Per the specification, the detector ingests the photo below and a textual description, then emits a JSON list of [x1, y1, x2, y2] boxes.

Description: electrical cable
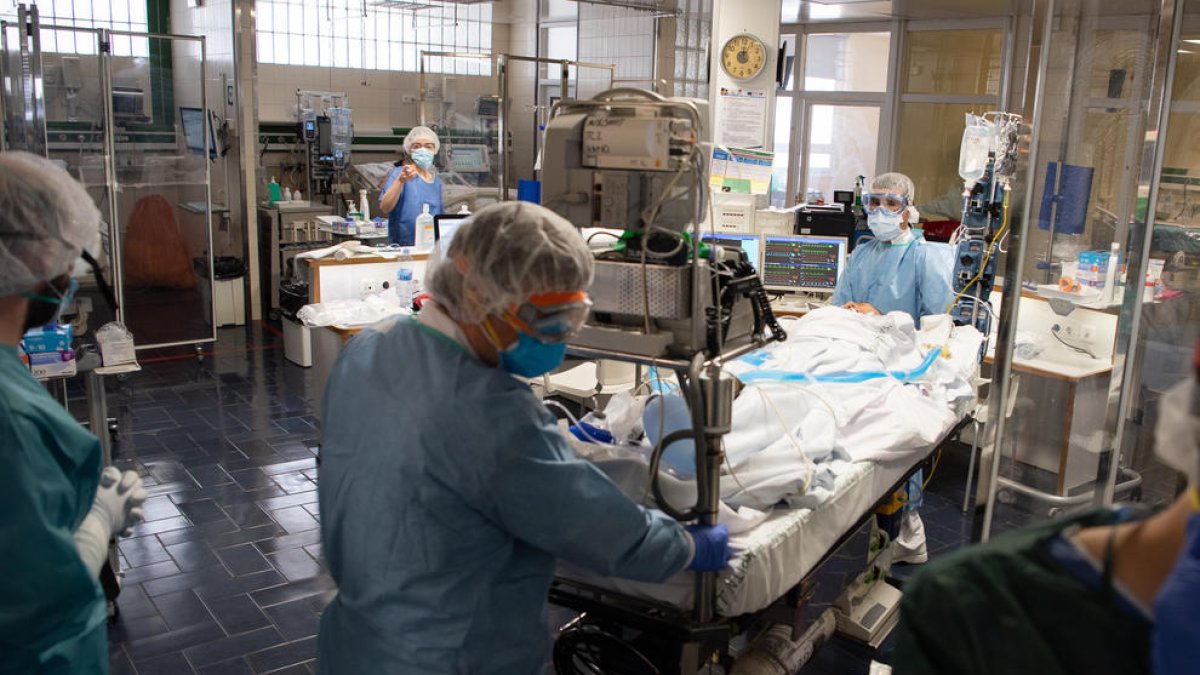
[[1051, 325, 1098, 359]]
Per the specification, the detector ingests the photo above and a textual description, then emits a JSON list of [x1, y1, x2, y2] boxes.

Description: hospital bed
[[549, 310, 981, 673]]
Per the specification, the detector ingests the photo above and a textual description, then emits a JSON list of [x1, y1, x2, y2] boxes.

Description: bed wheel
[[553, 622, 660, 675]]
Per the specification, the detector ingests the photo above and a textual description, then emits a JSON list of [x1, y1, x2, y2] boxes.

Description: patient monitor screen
[[702, 233, 762, 272], [762, 235, 847, 293]]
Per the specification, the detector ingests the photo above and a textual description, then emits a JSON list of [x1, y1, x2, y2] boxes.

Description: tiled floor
[[93, 323, 1177, 674], [99, 325, 329, 675]]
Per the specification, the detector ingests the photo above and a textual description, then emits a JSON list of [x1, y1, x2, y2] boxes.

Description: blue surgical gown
[[381, 165, 444, 246], [0, 345, 106, 674], [830, 237, 955, 327], [316, 318, 692, 675]]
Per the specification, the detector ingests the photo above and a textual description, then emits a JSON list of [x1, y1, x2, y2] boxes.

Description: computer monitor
[[701, 233, 762, 271], [434, 213, 470, 250], [180, 106, 217, 159], [761, 234, 848, 293]]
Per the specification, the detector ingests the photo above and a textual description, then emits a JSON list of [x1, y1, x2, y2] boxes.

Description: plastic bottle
[[359, 189, 371, 221], [415, 203, 435, 251], [1144, 274, 1156, 303], [268, 177, 281, 205], [1103, 243, 1120, 304], [282, 187, 292, 202], [396, 260, 415, 308], [458, 204, 471, 215]]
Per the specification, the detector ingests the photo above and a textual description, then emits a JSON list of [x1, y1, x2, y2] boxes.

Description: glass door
[[105, 29, 215, 349]]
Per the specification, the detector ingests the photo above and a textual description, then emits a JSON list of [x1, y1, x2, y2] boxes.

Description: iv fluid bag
[[958, 113, 993, 186]]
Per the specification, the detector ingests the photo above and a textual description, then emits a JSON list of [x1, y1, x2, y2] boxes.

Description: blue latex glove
[[1154, 510, 1200, 675], [686, 523, 731, 572]]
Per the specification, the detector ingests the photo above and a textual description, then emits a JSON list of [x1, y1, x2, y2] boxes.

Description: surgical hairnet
[[403, 126, 440, 154], [426, 201, 593, 323], [0, 151, 102, 296], [871, 172, 920, 222]]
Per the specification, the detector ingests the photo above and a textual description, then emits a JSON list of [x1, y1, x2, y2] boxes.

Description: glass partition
[[979, 0, 1188, 537], [106, 30, 214, 349]]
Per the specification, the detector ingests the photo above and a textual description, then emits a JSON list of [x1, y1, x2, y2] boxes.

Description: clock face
[[721, 33, 767, 81]]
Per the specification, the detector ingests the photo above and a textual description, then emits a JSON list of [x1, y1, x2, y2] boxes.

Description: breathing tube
[[737, 346, 943, 385]]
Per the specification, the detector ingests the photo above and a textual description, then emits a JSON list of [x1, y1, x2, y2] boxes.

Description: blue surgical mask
[[411, 149, 435, 169], [499, 331, 567, 377], [867, 210, 903, 242]]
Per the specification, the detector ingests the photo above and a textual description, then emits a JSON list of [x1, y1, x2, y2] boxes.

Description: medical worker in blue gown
[[379, 125, 444, 246], [317, 201, 731, 675], [0, 151, 147, 673], [830, 172, 954, 566], [831, 172, 954, 327]]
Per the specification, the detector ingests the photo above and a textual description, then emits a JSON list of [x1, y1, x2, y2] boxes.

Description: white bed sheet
[[556, 452, 930, 618]]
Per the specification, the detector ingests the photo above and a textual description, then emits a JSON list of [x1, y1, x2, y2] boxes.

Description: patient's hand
[[842, 302, 881, 316]]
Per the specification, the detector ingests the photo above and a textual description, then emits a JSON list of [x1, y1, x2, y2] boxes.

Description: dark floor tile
[[245, 636, 318, 673], [119, 535, 173, 568], [184, 625, 283, 668], [125, 620, 225, 662], [130, 515, 193, 536], [229, 467, 278, 491], [108, 647, 138, 675], [195, 569, 288, 603], [250, 574, 335, 609], [122, 559, 183, 586], [273, 417, 316, 434], [108, 612, 171, 642], [261, 458, 317, 476], [258, 491, 319, 512], [140, 495, 185, 523], [204, 592, 272, 635], [133, 650, 194, 675], [269, 506, 319, 534], [114, 583, 159, 621], [265, 665, 311, 675], [217, 543, 273, 576], [254, 529, 322, 555], [268, 548, 323, 583], [165, 539, 223, 573], [196, 657, 257, 674], [223, 503, 277, 529], [203, 523, 288, 550], [262, 597, 321, 642], [178, 498, 233, 525], [153, 589, 216, 631], [270, 470, 317, 495], [142, 566, 232, 598], [189, 463, 235, 487]]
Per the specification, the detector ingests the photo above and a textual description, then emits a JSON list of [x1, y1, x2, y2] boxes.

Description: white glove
[[73, 467, 147, 577]]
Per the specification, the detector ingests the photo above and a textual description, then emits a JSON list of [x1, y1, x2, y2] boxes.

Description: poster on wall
[[716, 88, 767, 149], [711, 147, 774, 195]]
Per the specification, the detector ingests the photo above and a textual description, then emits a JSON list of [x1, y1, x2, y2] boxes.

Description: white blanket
[[570, 307, 982, 513]]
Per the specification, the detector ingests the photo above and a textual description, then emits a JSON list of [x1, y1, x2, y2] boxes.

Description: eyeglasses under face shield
[[504, 291, 593, 344], [863, 192, 909, 216]]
